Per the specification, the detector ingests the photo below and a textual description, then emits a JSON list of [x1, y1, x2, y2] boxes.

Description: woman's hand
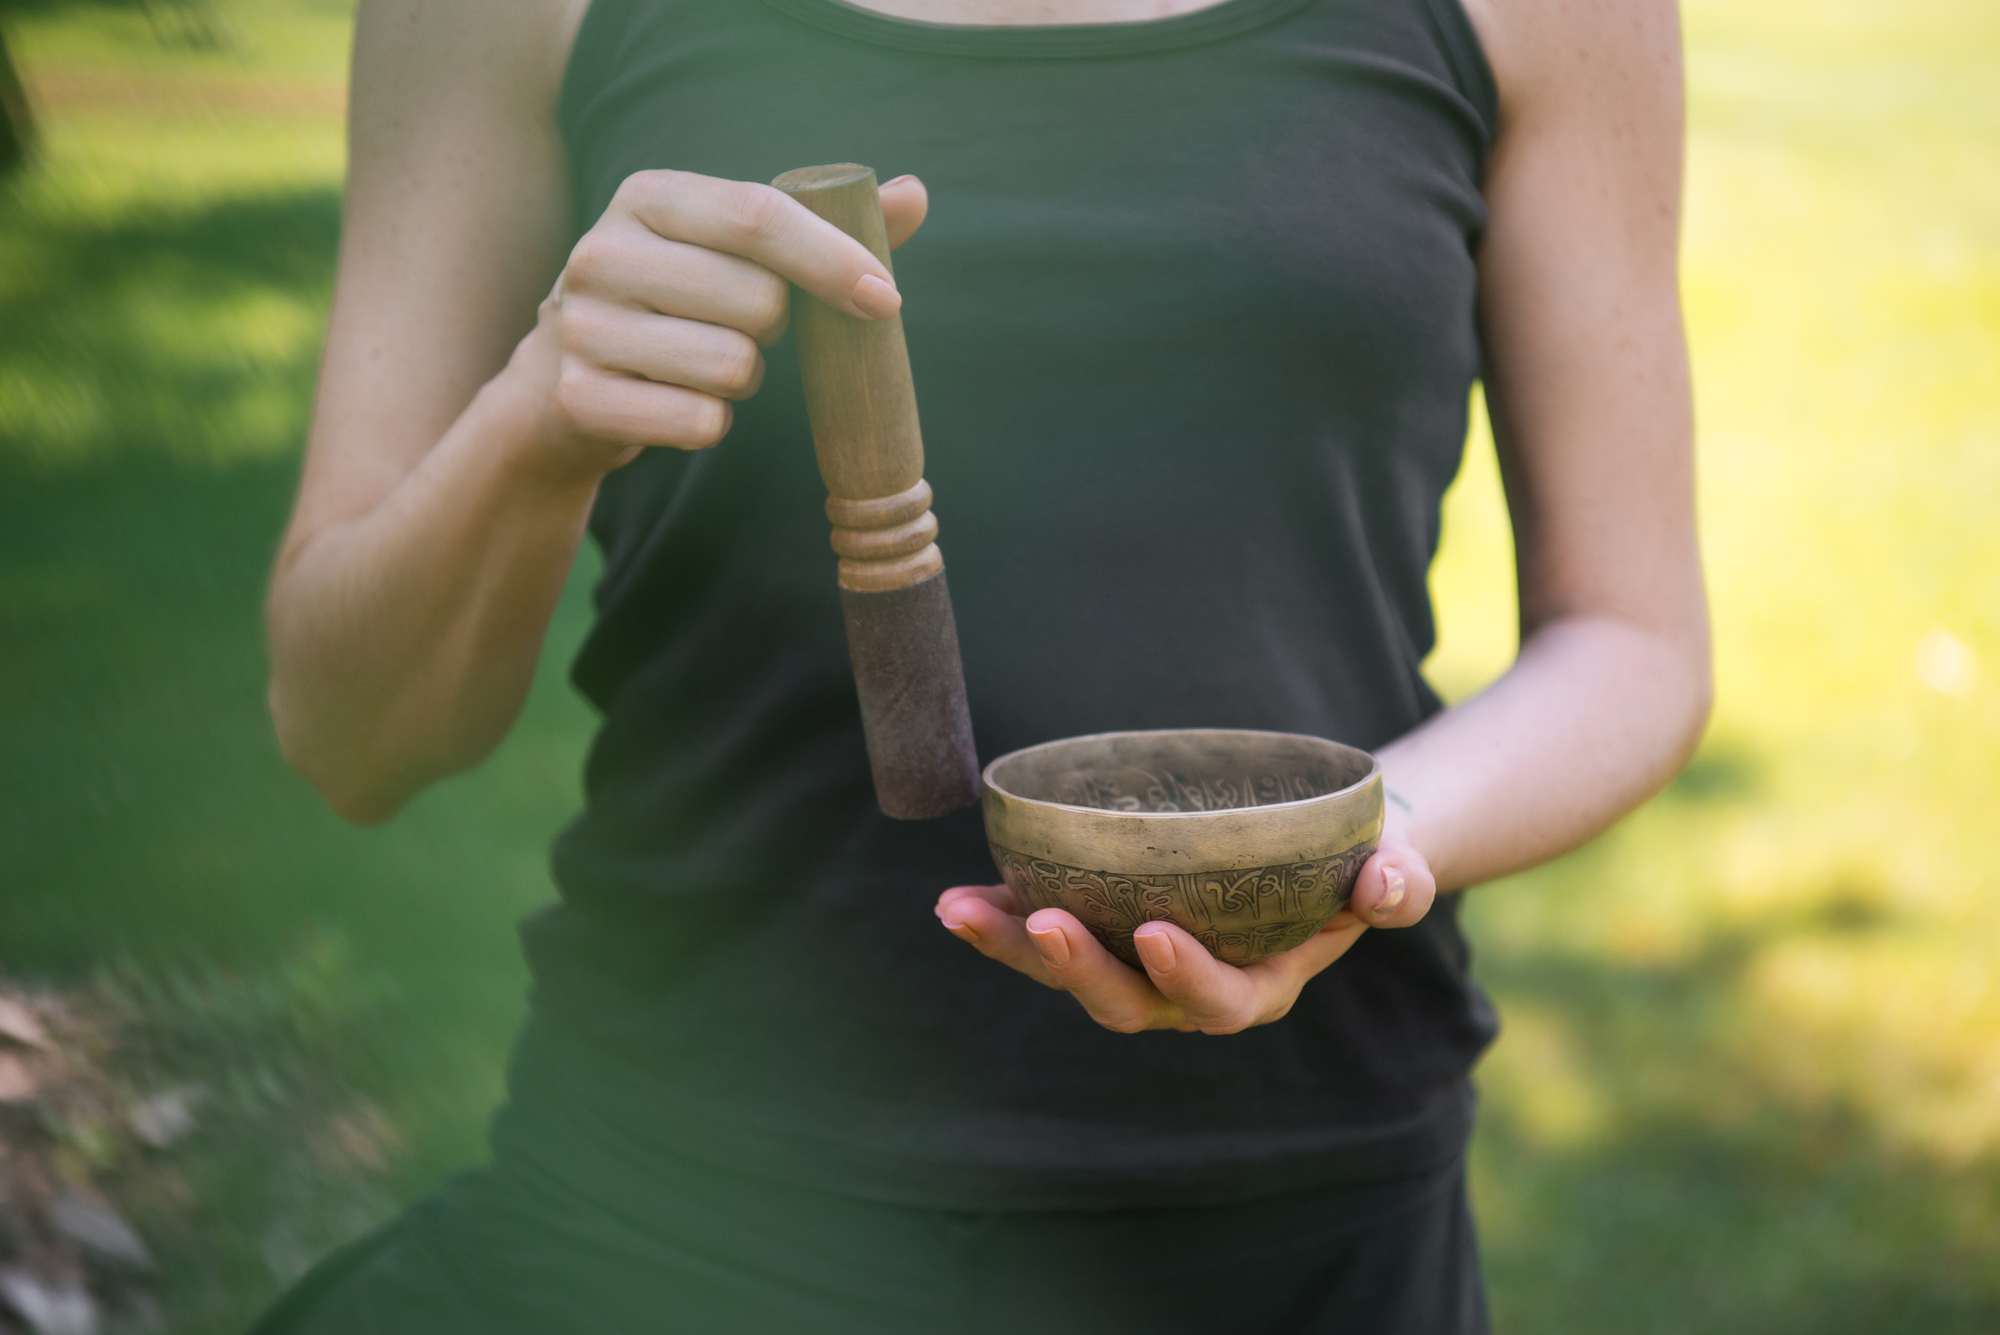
[[505, 170, 930, 481], [935, 828, 1435, 1034], [269, 155, 927, 822]]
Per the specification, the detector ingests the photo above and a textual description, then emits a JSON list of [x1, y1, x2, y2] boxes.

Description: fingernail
[[1029, 925, 1069, 967], [1134, 928, 1176, 974], [883, 174, 916, 186], [852, 273, 901, 319], [1378, 866, 1407, 915], [944, 917, 980, 945]]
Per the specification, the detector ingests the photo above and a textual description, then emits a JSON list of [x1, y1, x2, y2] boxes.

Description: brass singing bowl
[[982, 730, 1383, 968]]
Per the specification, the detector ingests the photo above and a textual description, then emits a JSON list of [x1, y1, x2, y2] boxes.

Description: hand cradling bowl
[[982, 730, 1383, 968]]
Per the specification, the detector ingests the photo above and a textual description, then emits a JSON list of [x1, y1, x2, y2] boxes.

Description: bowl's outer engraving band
[[990, 842, 1377, 968]]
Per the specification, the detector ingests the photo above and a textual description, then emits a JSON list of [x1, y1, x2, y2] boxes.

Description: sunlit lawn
[[1, 0, 1995, 1329], [1436, 1, 2000, 1327]]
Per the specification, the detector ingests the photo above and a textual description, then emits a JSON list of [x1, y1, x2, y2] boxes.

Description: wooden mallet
[[773, 163, 980, 820]]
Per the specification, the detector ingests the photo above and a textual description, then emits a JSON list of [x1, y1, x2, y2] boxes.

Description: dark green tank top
[[525, 0, 1500, 1208]]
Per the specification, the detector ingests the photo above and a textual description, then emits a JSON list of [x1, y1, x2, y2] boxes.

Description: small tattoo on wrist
[[1386, 788, 1415, 817]]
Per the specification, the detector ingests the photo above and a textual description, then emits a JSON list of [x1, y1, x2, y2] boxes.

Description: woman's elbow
[[267, 680, 410, 827]]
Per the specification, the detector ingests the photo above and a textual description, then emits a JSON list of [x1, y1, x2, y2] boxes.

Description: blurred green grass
[[0, 5, 595, 1326], [1, 0, 1996, 1329]]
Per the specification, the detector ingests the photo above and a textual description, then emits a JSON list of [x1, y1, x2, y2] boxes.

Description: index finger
[[615, 170, 900, 321]]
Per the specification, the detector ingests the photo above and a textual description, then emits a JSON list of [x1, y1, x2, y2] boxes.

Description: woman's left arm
[[939, 0, 1709, 1032], [1383, 0, 1707, 893]]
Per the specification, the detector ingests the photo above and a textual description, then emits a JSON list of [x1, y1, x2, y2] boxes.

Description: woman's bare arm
[[1379, 0, 1708, 890], [938, 0, 1710, 1032], [268, 0, 921, 824], [266, 0, 587, 824]]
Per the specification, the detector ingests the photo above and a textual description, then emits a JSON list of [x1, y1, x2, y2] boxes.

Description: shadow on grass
[[0, 186, 338, 963], [1473, 909, 2000, 1334], [0, 186, 342, 469], [2, 186, 341, 302]]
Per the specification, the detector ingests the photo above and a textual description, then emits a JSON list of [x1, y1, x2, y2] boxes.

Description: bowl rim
[[981, 727, 1381, 821]]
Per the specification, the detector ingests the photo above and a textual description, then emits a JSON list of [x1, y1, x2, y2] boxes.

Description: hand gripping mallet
[[773, 163, 980, 820]]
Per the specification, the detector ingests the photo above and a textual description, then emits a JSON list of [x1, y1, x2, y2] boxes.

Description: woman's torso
[[521, 0, 1499, 1209]]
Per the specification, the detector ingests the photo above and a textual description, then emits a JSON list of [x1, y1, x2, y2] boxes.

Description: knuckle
[[1198, 1006, 1259, 1036], [564, 228, 619, 288], [539, 273, 566, 317], [613, 168, 672, 207], [1096, 1008, 1153, 1036], [746, 274, 789, 334], [713, 334, 761, 397], [552, 297, 601, 353], [686, 395, 732, 448], [722, 182, 786, 248], [553, 362, 597, 425]]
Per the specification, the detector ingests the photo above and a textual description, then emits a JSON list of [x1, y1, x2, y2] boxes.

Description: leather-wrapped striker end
[[839, 571, 980, 820]]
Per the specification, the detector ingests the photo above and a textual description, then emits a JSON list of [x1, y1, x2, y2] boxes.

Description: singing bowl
[[982, 730, 1383, 968]]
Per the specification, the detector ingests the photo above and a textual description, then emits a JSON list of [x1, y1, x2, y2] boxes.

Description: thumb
[[1351, 847, 1436, 929], [880, 175, 929, 252]]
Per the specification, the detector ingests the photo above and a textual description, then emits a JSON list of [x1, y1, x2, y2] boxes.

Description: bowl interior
[[986, 730, 1374, 816]]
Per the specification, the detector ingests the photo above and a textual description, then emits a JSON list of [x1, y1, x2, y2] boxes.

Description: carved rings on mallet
[[827, 478, 944, 592]]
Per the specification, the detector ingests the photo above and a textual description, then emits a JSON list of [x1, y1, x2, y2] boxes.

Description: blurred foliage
[[0, 937, 401, 1335], [93, 931, 390, 1114], [0, 0, 1995, 1329]]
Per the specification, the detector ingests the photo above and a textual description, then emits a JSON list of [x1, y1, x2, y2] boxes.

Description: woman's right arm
[[267, 0, 921, 824]]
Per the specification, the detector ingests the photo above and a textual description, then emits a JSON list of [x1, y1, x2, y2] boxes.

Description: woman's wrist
[[1374, 761, 1441, 883], [479, 324, 641, 496]]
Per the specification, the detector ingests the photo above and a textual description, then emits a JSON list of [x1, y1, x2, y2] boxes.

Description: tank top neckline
[[759, 0, 1318, 58]]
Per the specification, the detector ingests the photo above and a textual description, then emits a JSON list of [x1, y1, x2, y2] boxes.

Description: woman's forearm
[[1378, 614, 1712, 893], [266, 356, 604, 825], [268, 153, 924, 826]]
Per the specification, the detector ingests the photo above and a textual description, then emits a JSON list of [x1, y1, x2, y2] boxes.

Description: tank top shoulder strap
[[1415, 0, 1498, 155]]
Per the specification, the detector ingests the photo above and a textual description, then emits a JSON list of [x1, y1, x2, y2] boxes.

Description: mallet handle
[[775, 163, 937, 590], [774, 163, 979, 819]]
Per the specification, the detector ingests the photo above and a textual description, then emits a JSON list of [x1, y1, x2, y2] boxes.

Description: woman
[[259, 0, 1707, 1329]]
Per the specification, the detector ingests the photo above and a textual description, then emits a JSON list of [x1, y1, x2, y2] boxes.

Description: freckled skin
[[269, 0, 1708, 1031]]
